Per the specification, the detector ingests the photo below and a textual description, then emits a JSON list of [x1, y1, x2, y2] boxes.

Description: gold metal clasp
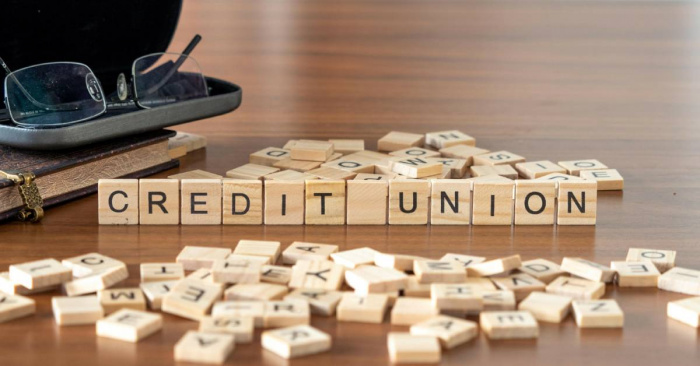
[[0, 170, 44, 222]]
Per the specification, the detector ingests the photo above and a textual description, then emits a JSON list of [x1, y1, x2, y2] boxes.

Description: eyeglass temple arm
[[0, 57, 81, 113], [142, 35, 202, 96]]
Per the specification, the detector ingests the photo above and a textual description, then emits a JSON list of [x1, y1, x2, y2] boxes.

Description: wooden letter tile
[[337, 292, 389, 323], [168, 169, 223, 180], [307, 166, 358, 180], [389, 147, 441, 158], [440, 253, 486, 270], [98, 287, 146, 314], [264, 180, 305, 225], [579, 169, 624, 190], [518, 259, 565, 284], [261, 265, 293, 285], [518, 291, 572, 323], [426, 158, 469, 178], [389, 157, 442, 178], [62, 253, 126, 278], [610, 261, 660, 287], [414, 260, 467, 284], [263, 299, 311, 328], [139, 179, 179, 225], [96, 308, 162, 342], [262, 325, 332, 359], [492, 273, 546, 301], [289, 260, 345, 290], [9, 259, 71, 289], [174, 330, 235, 364], [431, 284, 483, 313], [572, 299, 624, 328], [514, 160, 566, 179], [514, 180, 556, 225], [265, 169, 315, 181], [626, 247, 676, 273], [305, 180, 346, 225], [375, 253, 428, 272], [557, 180, 597, 225], [330, 247, 380, 269], [200, 315, 254, 343], [212, 301, 265, 327], [329, 139, 365, 154], [469, 164, 518, 180], [222, 180, 263, 224], [63, 266, 129, 297], [162, 279, 223, 321], [430, 179, 471, 225], [388, 180, 430, 225], [346, 180, 389, 225], [467, 255, 522, 277], [534, 172, 585, 183], [282, 242, 339, 265], [561, 257, 615, 283], [480, 311, 539, 339], [176, 246, 231, 271], [377, 131, 424, 152], [658, 267, 700, 295], [285, 289, 343, 316], [321, 157, 375, 174], [557, 159, 608, 176], [140, 280, 177, 310], [387, 332, 441, 364], [482, 290, 517, 311], [425, 130, 475, 149], [391, 297, 439, 326], [224, 283, 288, 301], [234, 240, 281, 263], [180, 179, 222, 225], [473, 151, 525, 167], [52, 295, 104, 325], [211, 258, 262, 284], [545, 276, 605, 300], [290, 140, 334, 161], [273, 158, 322, 172], [667, 297, 700, 328], [140, 263, 184, 282], [438, 145, 489, 165], [0, 272, 57, 296], [345, 265, 408, 295], [98, 179, 139, 225], [0, 293, 35, 323], [250, 147, 291, 167], [410, 315, 477, 349], [472, 180, 514, 225]]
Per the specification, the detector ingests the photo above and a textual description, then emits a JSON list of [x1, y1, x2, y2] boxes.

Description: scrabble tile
[[410, 315, 477, 349], [289, 260, 345, 290], [98, 179, 139, 225], [473, 151, 525, 167], [389, 147, 441, 158], [0, 293, 35, 323], [375, 253, 427, 272], [262, 324, 332, 359], [472, 180, 514, 225], [345, 265, 408, 295], [168, 131, 207, 153], [389, 157, 442, 178], [180, 179, 222, 225], [557, 159, 608, 176], [348, 150, 393, 165], [425, 130, 475, 149], [337, 292, 389, 323], [518, 259, 565, 283], [658, 267, 700, 295], [290, 140, 334, 161], [282, 242, 339, 265], [212, 301, 265, 327], [174, 330, 235, 364], [250, 147, 292, 167], [211, 258, 262, 284], [404, 276, 432, 298], [480, 311, 538, 339], [626, 248, 676, 273], [610, 261, 660, 287], [162, 279, 223, 321], [221, 180, 263, 224], [438, 145, 489, 165], [305, 180, 345, 225], [139, 179, 179, 225], [264, 180, 305, 225], [467, 175, 513, 183], [264, 299, 311, 328], [391, 297, 439, 326], [265, 169, 316, 181], [388, 179, 430, 225], [329, 139, 365, 154], [440, 253, 486, 270], [140, 263, 184, 282], [306, 166, 357, 180], [52, 295, 104, 325], [377, 131, 424, 152], [514, 160, 566, 179], [225, 283, 288, 301], [464, 278, 498, 290], [492, 273, 547, 301], [482, 290, 517, 311], [429, 179, 471, 225], [186, 268, 226, 291], [98, 288, 146, 314], [420, 165, 451, 180], [176, 246, 231, 271], [96, 309, 162, 342], [431, 284, 483, 313], [200, 315, 254, 342], [273, 158, 323, 172], [469, 164, 518, 179], [321, 157, 375, 174], [534, 172, 586, 182], [557, 180, 597, 225], [546, 276, 605, 300], [414, 260, 467, 284], [331, 247, 380, 269], [233, 239, 281, 263], [63, 266, 129, 297], [285, 289, 343, 316], [561, 257, 615, 283], [261, 265, 293, 285], [62, 253, 126, 278], [667, 297, 700, 328], [346, 180, 389, 225], [387, 332, 441, 364], [425, 158, 469, 178], [518, 292, 572, 323], [140, 280, 177, 310], [9, 259, 71, 289], [579, 169, 624, 190], [168, 169, 223, 180], [354, 173, 396, 180], [514, 180, 556, 225], [572, 299, 623, 328], [467, 255, 522, 277], [0, 272, 57, 295]]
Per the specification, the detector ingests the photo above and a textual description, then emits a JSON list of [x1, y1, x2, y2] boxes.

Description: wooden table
[[2, 1, 699, 365]]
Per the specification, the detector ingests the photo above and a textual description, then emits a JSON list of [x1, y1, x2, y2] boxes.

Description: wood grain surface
[[1, 1, 699, 365]]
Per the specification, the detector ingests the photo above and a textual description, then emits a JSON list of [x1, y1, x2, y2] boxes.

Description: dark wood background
[[1, 1, 699, 365]]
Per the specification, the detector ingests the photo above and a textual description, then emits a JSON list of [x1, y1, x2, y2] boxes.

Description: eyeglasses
[[0, 35, 208, 128]]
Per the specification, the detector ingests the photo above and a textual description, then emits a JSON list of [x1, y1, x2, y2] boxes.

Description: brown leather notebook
[[0, 129, 179, 222]]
